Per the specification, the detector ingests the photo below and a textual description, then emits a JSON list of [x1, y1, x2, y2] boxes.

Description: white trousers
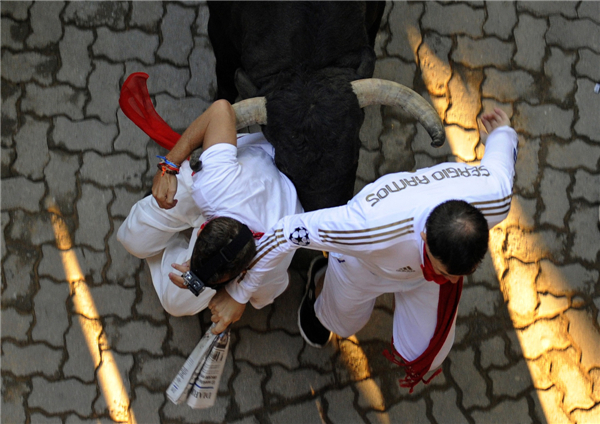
[[315, 252, 456, 369]]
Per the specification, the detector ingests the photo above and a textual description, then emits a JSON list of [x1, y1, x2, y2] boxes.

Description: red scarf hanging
[[119, 72, 181, 150], [383, 246, 463, 393]]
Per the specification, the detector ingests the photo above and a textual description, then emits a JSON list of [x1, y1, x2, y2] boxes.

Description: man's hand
[[480, 108, 511, 138], [208, 290, 246, 334], [169, 261, 190, 288], [152, 170, 178, 209]]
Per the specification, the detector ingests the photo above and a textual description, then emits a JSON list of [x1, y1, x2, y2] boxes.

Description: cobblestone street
[[1, 1, 599, 423]]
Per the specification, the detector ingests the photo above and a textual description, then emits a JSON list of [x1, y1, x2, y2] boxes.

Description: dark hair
[[190, 217, 256, 287], [425, 200, 489, 276]]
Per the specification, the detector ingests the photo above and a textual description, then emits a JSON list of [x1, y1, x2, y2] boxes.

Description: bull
[[211, 2, 445, 211]]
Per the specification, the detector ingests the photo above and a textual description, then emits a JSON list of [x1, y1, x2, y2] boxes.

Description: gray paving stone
[[324, 387, 362, 423], [162, 394, 229, 423], [513, 103, 573, 139], [547, 348, 595, 412], [514, 14, 548, 72], [1, 341, 62, 377], [1, 1, 31, 20], [518, 1, 578, 17], [422, 2, 484, 37], [29, 414, 62, 424], [93, 27, 158, 64], [53, 116, 117, 154], [32, 279, 70, 346], [22, 83, 85, 120], [572, 169, 600, 203], [538, 260, 598, 296], [545, 47, 576, 101], [187, 37, 217, 100], [449, 347, 489, 408], [506, 227, 566, 263], [44, 151, 80, 215], [74, 184, 112, 250], [367, 398, 428, 423], [537, 293, 569, 319], [517, 317, 570, 360], [386, 1, 423, 61], [152, 94, 210, 132], [1, 211, 8, 260], [233, 362, 265, 413], [452, 36, 513, 68], [74, 283, 136, 320], [298, 340, 335, 372], [501, 194, 537, 231], [430, 388, 469, 424], [194, 4, 210, 36], [540, 168, 571, 227], [356, 147, 381, 183], [125, 61, 190, 98], [472, 397, 532, 424], [63, 316, 102, 382], [355, 308, 392, 342], [135, 264, 167, 319], [1, 307, 31, 341], [26, 1, 64, 48], [482, 68, 536, 103], [546, 139, 600, 171], [375, 58, 416, 90], [87, 60, 124, 124], [269, 399, 325, 424], [355, 377, 385, 411], [489, 359, 532, 396], [417, 32, 452, 97], [80, 151, 146, 189], [158, 3, 195, 66], [378, 119, 415, 176], [114, 109, 153, 158], [63, 1, 128, 29], [546, 15, 600, 53], [236, 329, 303, 368], [458, 285, 502, 317], [454, 322, 469, 345], [1, 146, 15, 176], [136, 354, 183, 390], [571, 403, 600, 424], [570, 205, 600, 263], [106, 219, 140, 287], [1, 50, 57, 84], [1, 250, 37, 307], [130, 1, 164, 31], [266, 366, 333, 400], [446, 125, 480, 162], [483, 1, 517, 40], [2, 79, 21, 136], [1, 17, 27, 50], [104, 318, 167, 354], [504, 260, 539, 325], [9, 209, 54, 246], [131, 386, 164, 424], [1, 375, 29, 424], [13, 116, 49, 180], [534, 386, 572, 423], [28, 377, 96, 416], [93, 350, 134, 416], [446, 65, 483, 129], [168, 314, 202, 356], [479, 335, 509, 368], [576, 49, 600, 81], [39, 244, 106, 285], [575, 78, 600, 142], [57, 26, 94, 88], [578, 1, 600, 23], [565, 308, 600, 370]]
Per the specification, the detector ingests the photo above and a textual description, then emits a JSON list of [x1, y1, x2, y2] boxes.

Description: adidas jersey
[[227, 126, 518, 304]]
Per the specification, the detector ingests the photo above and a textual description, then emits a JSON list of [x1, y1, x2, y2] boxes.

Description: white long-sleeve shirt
[[227, 126, 518, 304]]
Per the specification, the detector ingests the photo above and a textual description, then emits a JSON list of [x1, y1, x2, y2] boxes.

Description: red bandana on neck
[[383, 246, 463, 393]]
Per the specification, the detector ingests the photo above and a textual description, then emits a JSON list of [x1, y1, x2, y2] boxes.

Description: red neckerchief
[[200, 219, 264, 240], [383, 246, 463, 393]]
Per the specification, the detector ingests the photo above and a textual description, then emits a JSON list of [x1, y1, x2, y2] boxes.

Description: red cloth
[[383, 247, 463, 393], [119, 72, 181, 150]]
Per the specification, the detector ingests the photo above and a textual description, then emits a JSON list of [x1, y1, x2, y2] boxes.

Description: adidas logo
[[397, 266, 415, 272]]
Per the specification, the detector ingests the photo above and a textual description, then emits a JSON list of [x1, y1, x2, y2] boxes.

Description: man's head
[[424, 200, 489, 277], [190, 217, 256, 288]]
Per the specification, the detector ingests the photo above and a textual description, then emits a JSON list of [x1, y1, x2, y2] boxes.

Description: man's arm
[[152, 99, 237, 209]]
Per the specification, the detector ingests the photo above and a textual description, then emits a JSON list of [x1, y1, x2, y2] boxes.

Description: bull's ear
[[234, 68, 258, 100], [356, 46, 376, 79]]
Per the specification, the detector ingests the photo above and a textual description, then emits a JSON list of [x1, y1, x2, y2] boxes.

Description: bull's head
[[233, 77, 445, 212]]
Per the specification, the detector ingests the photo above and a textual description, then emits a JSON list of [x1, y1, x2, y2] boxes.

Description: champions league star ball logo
[[289, 227, 310, 246]]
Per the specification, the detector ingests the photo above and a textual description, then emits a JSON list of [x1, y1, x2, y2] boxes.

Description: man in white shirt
[[208, 108, 517, 391], [118, 100, 303, 317]]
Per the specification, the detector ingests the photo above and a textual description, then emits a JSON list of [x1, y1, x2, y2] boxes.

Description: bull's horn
[[351, 78, 445, 147], [232, 97, 267, 129]]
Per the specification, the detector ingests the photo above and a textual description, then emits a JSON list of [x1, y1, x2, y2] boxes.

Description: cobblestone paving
[[2, 1, 599, 423]]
